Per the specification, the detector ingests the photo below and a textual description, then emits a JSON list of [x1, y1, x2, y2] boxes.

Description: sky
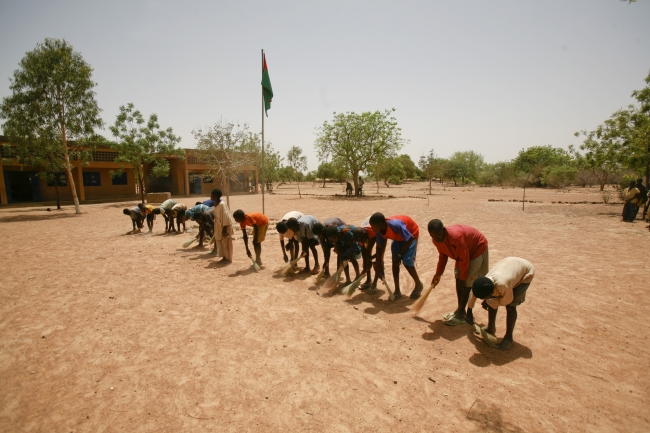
[[0, 0, 649, 171]]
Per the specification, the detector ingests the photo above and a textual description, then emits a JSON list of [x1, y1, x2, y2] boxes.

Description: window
[[47, 173, 68, 187], [82, 172, 101, 186], [111, 172, 128, 185], [92, 150, 118, 162], [202, 175, 213, 183]]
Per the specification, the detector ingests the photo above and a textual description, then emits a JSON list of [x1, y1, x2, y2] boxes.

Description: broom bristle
[[325, 261, 348, 294], [183, 235, 198, 247], [341, 272, 366, 296], [250, 257, 261, 272], [280, 253, 306, 275], [411, 283, 436, 315], [312, 268, 326, 284], [381, 278, 395, 301]]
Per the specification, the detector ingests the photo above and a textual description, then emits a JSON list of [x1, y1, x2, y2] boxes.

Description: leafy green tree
[[315, 109, 405, 196], [541, 165, 577, 188], [316, 162, 336, 187], [627, 71, 650, 186], [287, 146, 307, 198], [0, 38, 103, 214], [110, 103, 183, 203], [447, 151, 484, 185], [476, 163, 498, 186], [398, 154, 419, 179], [276, 166, 295, 187], [572, 120, 624, 191], [512, 145, 572, 186], [418, 149, 437, 193], [368, 156, 406, 188]]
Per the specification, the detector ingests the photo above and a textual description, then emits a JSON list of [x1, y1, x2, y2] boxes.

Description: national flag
[[261, 54, 273, 116]]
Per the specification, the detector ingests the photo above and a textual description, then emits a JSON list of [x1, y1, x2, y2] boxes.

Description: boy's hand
[[246, 249, 252, 258], [465, 308, 474, 325], [432, 274, 441, 287], [283, 253, 289, 263]]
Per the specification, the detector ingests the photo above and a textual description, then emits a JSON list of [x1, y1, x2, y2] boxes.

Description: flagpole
[[261, 49, 265, 214]]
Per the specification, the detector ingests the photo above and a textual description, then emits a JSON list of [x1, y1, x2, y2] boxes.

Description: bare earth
[[0, 182, 648, 433]]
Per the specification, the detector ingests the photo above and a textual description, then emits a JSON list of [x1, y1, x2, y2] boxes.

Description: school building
[[0, 136, 259, 205]]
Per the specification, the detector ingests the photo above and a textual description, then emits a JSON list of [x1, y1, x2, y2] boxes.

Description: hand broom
[[183, 234, 199, 247], [250, 256, 261, 272], [323, 261, 348, 294], [411, 283, 437, 315], [280, 252, 306, 276], [380, 277, 395, 301], [341, 271, 368, 297]]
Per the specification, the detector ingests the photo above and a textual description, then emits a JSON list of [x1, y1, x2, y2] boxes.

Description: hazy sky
[[1, 1, 649, 170]]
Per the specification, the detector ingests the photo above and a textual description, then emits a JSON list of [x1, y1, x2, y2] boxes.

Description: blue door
[[30, 172, 41, 201], [194, 176, 202, 194]]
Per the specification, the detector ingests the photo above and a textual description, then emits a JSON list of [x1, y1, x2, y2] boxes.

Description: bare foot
[[498, 339, 513, 350], [299, 267, 311, 274], [310, 266, 321, 275]]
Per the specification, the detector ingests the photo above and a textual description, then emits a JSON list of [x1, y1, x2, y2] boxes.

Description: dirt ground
[[0, 181, 648, 433]]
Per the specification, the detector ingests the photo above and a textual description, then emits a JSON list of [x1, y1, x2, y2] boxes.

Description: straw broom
[[312, 267, 327, 284], [249, 256, 261, 272], [341, 271, 368, 297], [323, 261, 348, 294], [380, 277, 395, 301], [183, 234, 199, 247], [411, 283, 437, 315], [280, 252, 306, 276]]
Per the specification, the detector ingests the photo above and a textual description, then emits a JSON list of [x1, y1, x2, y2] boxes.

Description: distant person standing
[[622, 181, 641, 222], [635, 178, 647, 220], [213, 189, 235, 263]]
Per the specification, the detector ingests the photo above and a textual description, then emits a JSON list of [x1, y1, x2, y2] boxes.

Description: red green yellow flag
[[261, 54, 273, 116]]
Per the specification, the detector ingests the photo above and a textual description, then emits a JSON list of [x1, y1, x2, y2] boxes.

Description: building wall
[[37, 168, 138, 201]]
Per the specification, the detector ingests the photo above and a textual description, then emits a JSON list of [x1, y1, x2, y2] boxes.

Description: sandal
[[444, 316, 466, 326]]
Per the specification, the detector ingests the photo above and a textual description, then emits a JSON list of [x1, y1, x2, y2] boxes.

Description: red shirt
[[240, 212, 269, 230], [432, 224, 488, 280], [376, 215, 420, 244]]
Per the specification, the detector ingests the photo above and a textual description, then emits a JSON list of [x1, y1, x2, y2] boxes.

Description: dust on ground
[[0, 182, 648, 432]]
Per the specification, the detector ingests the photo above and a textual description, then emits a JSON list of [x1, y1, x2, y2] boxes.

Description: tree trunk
[[322, 178, 326, 188], [138, 166, 145, 203], [54, 181, 61, 210], [297, 174, 301, 198], [453, 178, 457, 187], [429, 177, 432, 194], [352, 170, 360, 197], [384, 180, 390, 188], [61, 124, 81, 214]]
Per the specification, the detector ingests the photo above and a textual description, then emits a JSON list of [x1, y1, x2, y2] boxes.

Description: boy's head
[[629, 180, 636, 189], [325, 225, 339, 242], [286, 218, 300, 232], [276, 221, 288, 234], [427, 219, 446, 242], [123, 208, 131, 216], [368, 212, 386, 234], [177, 213, 187, 223], [472, 277, 495, 299], [233, 209, 245, 223], [312, 223, 324, 236], [137, 203, 145, 210], [637, 178, 644, 186], [195, 201, 202, 206], [211, 189, 222, 202], [185, 210, 195, 221], [152, 208, 161, 215], [352, 227, 368, 243]]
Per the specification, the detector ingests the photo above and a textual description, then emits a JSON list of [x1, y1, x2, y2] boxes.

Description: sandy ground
[[0, 181, 648, 433]]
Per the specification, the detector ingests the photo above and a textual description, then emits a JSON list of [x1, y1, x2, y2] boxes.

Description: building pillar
[[184, 159, 189, 196], [0, 162, 7, 205], [76, 166, 86, 202]]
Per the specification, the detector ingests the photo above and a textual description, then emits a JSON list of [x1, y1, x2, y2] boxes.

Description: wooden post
[[261, 49, 265, 214]]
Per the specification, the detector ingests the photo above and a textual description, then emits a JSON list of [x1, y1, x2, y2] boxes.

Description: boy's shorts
[[454, 248, 489, 287], [254, 224, 268, 243], [507, 283, 530, 307], [391, 239, 417, 267]]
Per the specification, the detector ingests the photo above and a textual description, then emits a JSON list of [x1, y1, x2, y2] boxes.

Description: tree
[[368, 156, 406, 188], [541, 165, 577, 189], [572, 120, 624, 191], [447, 151, 484, 185], [192, 121, 256, 206], [316, 162, 336, 187], [110, 103, 183, 203], [419, 149, 437, 194], [628, 70, 650, 186], [397, 154, 419, 179], [287, 146, 307, 198], [0, 38, 103, 214], [315, 109, 405, 196], [512, 145, 572, 209]]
